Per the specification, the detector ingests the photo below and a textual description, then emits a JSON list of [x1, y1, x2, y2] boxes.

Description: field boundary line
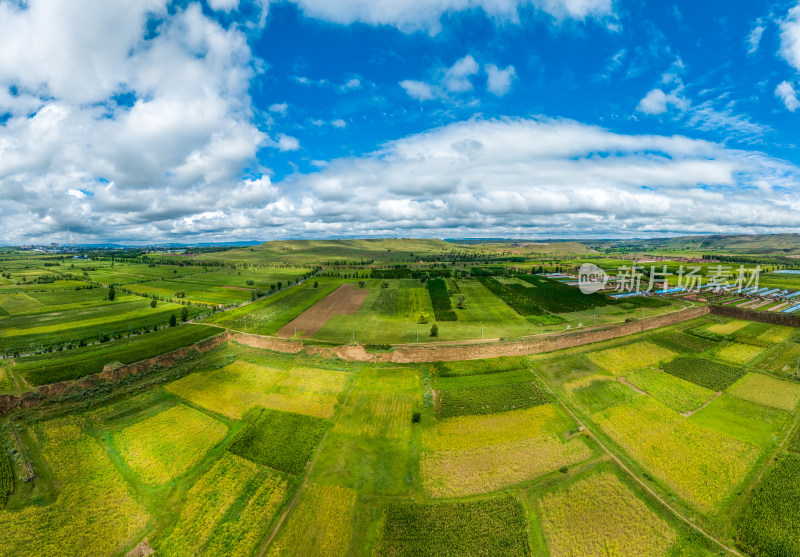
[[257, 374, 359, 556], [530, 367, 744, 557]]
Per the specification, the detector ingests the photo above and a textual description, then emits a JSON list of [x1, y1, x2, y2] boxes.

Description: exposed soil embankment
[[0, 332, 230, 415], [0, 306, 711, 415], [709, 304, 800, 326]]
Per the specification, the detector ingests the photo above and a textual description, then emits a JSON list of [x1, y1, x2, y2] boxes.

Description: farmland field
[[228, 407, 329, 474], [537, 471, 677, 556], [6, 243, 800, 555], [588, 341, 677, 373], [165, 355, 349, 419], [594, 395, 759, 512], [736, 453, 800, 557], [113, 404, 228, 485], [267, 484, 356, 557], [155, 453, 290, 556], [726, 372, 800, 411], [12, 324, 221, 386], [420, 404, 594, 497], [374, 496, 531, 557]]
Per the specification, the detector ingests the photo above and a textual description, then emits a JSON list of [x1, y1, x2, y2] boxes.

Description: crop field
[[267, 484, 357, 557], [228, 407, 330, 474], [663, 356, 747, 390], [736, 453, 800, 557], [757, 341, 800, 376], [374, 496, 531, 557], [0, 297, 204, 354], [420, 405, 594, 497], [166, 357, 349, 419], [427, 278, 456, 321], [0, 438, 12, 508], [204, 281, 337, 335], [12, 324, 220, 386], [0, 418, 150, 556], [707, 320, 750, 335], [623, 367, 714, 413], [689, 393, 788, 446], [713, 342, 766, 365], [726, 372, 800, 411], [310, 367, 420, 496], [451, 279, 523, 322], [594, 396, 759, 512], [113, 404, 228, 485], [537, 471, 677, 557], [651, 331, 718, 353], [8, 242, 800, 555], [433, 374, 550, 418], [155, 453, 290, 556], [277, 283, 369, 338], [587, 341, 677, 373]]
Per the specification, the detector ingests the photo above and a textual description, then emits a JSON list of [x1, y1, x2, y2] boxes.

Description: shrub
[[430, 324, 439, 337]]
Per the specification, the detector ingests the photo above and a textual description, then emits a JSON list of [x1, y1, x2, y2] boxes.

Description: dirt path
[[277, 284, 369, 339], [617, 377, 647, 395], [530, 367, 744, 557], [682, 391, 723, 418]]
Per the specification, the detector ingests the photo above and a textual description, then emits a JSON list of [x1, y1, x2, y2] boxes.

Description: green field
[[10, 324, 221, 387]]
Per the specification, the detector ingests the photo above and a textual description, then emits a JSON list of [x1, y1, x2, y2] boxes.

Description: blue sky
[[2, 0, 800, 243]]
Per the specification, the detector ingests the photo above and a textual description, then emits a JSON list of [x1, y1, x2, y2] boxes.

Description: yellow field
[[0, 418, 149, 556], [268, 484, 357, 557], [757, 326, 793, 344], [714, 343, 765, 365], [594, 397, 758, 512], [423, 404, 567, 451], [538, 472, 677, 557], [707, 320, 749, 335], [727, 373, 800, 411], [157, 453, 288, 556], [166, 360, 348, 419], [420, 404, 592, 498], [421, 435, 593, 498], [624, 368, 714, 414], [588, 342, 677, 373], [114, 405, 228, 485]]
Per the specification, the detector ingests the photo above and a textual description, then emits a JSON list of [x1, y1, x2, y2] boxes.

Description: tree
[[381, 281, 390, 289], [108, 288, 116, 301], [277, 281, 282, 290], [169, 314, 177, 327], [417, 312, 430, 324], [150, 299, 157, 308], [181, 307, 189, 322], [313, 281, 319, 288], [430, 324, 439, 337], [358, 280, 366, 288], [456, 294, 467, 308]]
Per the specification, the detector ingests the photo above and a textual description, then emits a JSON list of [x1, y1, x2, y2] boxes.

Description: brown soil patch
[[277, 284, 369, 339]]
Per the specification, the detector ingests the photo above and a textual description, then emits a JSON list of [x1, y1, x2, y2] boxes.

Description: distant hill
[[588, 233, 800, 255], [200, 238, 593, 265]]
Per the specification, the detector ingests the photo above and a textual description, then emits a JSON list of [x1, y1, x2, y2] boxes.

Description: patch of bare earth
[[277, 283, 369, 339]]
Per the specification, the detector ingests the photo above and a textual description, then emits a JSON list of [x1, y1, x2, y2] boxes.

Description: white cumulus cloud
[[776, 80, 800, 111], [485, 64, 516, 96]]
